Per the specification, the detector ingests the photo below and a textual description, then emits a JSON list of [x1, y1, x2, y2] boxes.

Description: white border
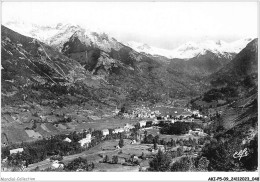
[[0, 172, 259, 181]]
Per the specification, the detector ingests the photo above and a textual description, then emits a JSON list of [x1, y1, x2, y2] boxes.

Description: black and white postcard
[[0, 1, 259, 181]]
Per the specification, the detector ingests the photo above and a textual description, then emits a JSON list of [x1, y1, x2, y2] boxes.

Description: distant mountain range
[[125, 38, 252, 59], [1, 22, 257, 103], [4, 21, 252, 60]]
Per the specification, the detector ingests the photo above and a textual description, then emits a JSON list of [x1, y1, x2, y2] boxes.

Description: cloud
[[2, 2, 257, 49]]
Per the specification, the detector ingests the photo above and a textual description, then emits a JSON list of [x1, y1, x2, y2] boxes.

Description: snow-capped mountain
[[3, 21, 253, 60], [3, 21, 123, 52], [125, 38, 253, 60], [4, 21, 62, 43], [125, 41, 176, 59]]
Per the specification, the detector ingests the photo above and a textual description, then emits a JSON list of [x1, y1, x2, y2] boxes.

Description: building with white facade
[[102, 129, 109, 136], [10, 148, 24, 155]]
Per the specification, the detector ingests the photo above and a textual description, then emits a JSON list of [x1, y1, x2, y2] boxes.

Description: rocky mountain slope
[[210, 39, 258, 88], [1, 25, 121, 106], [192, 38, 258, 172], [191, 38, 258, 109], [166, 50, 236, 78], [1, 25, 130, 144], [54, 24, 207, 100]]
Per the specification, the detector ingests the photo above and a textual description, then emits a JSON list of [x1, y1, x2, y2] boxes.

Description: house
[[183, 146, 192, 152], [154, 110, 160, 115], [188, 128, 206, 136], [123, 113, 130, 118], [151, 114, 156, 118], [114, 107, 120, 115], [188, 129, 194, 135], [10, 148, 24, 155], [181, 111, 193, 118], [152, 120, 159, 125], [139, 120, 146, 128], [2, 157, 8, 163], [195, 128, 203, 132], [102, 129, 109, 136], [63, 137, 72, 143], [113, 128, 124, 134], [148, 148, 157, 153], [51, 160, 64, 169], [85, 133, 91, 140], [45, 115, 59, 123], [124, 123, 135, 132], [76, 169, 84, 172], [133, 155, 139, 160], [184, 118, 193, 122], [78, 138, 91, 147], [78, 134, 92, 147], [192, 110, 200, 115], [198, 131, 207, 137], [130, 140, 136, 144], [171, 119, 176, 123]]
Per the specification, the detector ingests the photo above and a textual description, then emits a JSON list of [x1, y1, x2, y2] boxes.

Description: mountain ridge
[[125, 38, 253, 59], [4, 21, 253, 60]]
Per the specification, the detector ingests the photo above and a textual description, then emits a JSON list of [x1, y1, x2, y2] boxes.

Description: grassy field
[[1, 115, 141, 144], [93, 163, 139, 172], [63, 139, 153, 172], [23, 139, 154, 172]]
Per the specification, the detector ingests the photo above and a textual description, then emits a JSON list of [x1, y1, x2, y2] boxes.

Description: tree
[[177, 147, 183, 157], [146, 134, 154, 144], [201, 139, 240, 171], [140, 152, 145, 159], [112, 156, 118, 164], [119, 138, 124, 148], [149, 149, 171, 171], [154, 135, 159, 144], [153, 141, 158, 150], [172, 140, 176, 147], [135, 123, 140, 130], [103, 155, 109, 163], [188, 137, 193, 146], [164, 144, 167, 152], [197, 157, 209, 171], [34, 166, 40, 171], [171, 156, 193, 171], [144, 130, 148, 136], [179, 140, 184, 146], [193, 138, 197, 146], [65, 157, 89, 171]]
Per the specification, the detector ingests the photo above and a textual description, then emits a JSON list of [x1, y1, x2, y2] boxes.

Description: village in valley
[[1, 99, 213, 172]]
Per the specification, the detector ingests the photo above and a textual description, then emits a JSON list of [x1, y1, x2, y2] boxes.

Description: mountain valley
[[1, 22, 258, 172]]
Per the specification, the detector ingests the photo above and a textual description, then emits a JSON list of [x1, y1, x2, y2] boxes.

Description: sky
[[1, 2, 258, 50]]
